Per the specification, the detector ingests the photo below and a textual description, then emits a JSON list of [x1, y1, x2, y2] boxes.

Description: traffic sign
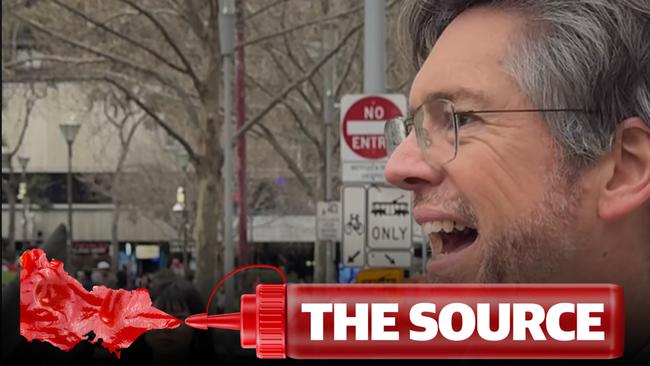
[[340, 94, 407, 182], [367, 250, 413, 268], [316, 201, 342, 241], [367, 186, 412, 249], [341, 186, 366, 267]]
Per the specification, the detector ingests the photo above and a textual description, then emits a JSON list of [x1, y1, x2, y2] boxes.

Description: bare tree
[[99, 88, 146, 274], [2, 0, 369, 295], [1, 84, 46, 261]]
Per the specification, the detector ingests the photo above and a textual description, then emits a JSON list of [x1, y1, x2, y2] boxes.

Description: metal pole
[[323, 22, 336, 283], [220, 0, 236, 312], [363, 0, 386, 93], [236, 0, 248, 266], [66, 142, 74, 268], [223, 54, 234, 308], [20, 166, 29, 249]]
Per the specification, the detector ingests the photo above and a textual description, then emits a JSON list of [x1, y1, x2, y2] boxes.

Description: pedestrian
[[76, 270, 93, 291], [94, 261, 117, 289]]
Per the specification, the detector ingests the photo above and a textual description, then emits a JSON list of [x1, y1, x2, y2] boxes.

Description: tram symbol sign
[[367, 186, 412, 249], [340, 94, 407, 182]]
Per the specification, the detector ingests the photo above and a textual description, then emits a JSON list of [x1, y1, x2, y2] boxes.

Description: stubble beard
[[426, 166, 585, 284]]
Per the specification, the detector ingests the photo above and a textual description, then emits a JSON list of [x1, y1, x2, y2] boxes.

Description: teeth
[[441, 220, 454, 233], [431, 221, 442, 233], [421, 220, 472, 235], [428, 233, 442, 254]]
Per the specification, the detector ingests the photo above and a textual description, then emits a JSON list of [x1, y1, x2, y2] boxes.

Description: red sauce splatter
[[20, 249, 181, 357]]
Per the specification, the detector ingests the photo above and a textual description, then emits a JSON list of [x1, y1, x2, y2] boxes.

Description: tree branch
[[263, 44, 320, 118], [2, 55, 106, 69], [388, 77, 412, 94], [243, 0, 286, 22], [279, 4, 322, 107], [246, 74, 322, 156], [116, 0, 202, 93], [247, 15, 320, 119], [11, 12, 180, 90], [2, 73, 201, 149], [50, 0, 188, 75], [236, 3, 363, 50], [235, 22, 363, 140], [334, 31, 362, 97], [256, 123, 316, 203], [104, 70, 202, 129], [8, 95, 34, 157], [104, 77, 198, 163], [178, 0, 208, 44]]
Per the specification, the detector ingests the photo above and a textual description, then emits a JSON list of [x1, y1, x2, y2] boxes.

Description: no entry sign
[[340, 94, 407, 182]]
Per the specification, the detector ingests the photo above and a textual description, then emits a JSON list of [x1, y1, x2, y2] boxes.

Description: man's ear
[[598, 117, 650, 221]]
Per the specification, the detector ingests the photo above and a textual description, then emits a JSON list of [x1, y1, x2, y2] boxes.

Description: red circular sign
[[342, 96, 404, 159]]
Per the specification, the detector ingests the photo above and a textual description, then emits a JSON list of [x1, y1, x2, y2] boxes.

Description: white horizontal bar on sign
[[347, 121, 386, 135]]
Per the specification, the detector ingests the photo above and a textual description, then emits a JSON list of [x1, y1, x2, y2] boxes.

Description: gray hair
[[402, 0, 650, 167]]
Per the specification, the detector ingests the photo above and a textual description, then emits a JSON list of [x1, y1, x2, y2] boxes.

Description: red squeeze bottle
[[184, 283, 624, 360]]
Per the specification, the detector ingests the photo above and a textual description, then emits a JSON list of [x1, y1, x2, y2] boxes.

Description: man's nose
[[384, 132, 444, 191]]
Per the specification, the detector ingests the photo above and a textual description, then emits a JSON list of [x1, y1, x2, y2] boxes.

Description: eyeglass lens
[[384, 99, 459, 164]]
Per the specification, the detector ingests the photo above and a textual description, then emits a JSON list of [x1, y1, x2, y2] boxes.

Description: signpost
[[316, 201, 342, 241], [339, 94, 411, 270], [341, 186, 366, 267], [340, 94, 406, 183]]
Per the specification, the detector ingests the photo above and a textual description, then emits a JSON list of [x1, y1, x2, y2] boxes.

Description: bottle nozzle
[[185, 312, 241, 331], [185, 285, 286, 358]]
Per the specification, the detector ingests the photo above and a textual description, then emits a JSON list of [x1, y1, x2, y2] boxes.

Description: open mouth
[[422, 220, 479, 255]]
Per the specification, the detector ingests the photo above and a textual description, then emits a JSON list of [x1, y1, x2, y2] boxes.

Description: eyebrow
[[409, 88, 492, 113]]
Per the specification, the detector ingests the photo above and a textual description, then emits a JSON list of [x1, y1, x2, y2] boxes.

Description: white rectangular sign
[[367, 186, 412, 249], [341, 186, 366, 267], [342, 161, 387, 183], [316, 201, 342, 241], [367, 250, 413, 268], [346, 121, 387, 135]]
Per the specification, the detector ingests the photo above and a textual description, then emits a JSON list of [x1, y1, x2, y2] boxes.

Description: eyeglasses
[[384, 98, 589, 165]]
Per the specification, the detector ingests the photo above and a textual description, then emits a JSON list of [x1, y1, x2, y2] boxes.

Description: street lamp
[[17, 156, 30, 249], [59, 122, 80, 267], [172, 186, 188, 277]]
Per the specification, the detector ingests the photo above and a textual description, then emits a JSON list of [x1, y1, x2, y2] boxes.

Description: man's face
[[385, 7, 592, 283]]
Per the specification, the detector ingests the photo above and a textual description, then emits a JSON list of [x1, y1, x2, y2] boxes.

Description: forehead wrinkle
[[409, 87, 493, 112]]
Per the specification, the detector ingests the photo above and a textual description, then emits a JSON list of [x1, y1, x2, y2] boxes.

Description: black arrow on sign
[[348, 250, 361, 263], [384, 253, 396, 265]]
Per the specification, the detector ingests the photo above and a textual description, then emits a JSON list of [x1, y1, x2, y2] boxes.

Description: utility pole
[[236, 0, 248, 266], [364, 0, 386, 93], [315, 0, 338, 283], [219, 0, 236, 312], [323, 14, 336, 284]]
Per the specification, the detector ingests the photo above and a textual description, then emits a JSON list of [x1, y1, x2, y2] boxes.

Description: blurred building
[[2, 82, 319, 277]]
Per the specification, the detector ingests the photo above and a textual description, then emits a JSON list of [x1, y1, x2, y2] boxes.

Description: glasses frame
[[387, 98, 592, 164]]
